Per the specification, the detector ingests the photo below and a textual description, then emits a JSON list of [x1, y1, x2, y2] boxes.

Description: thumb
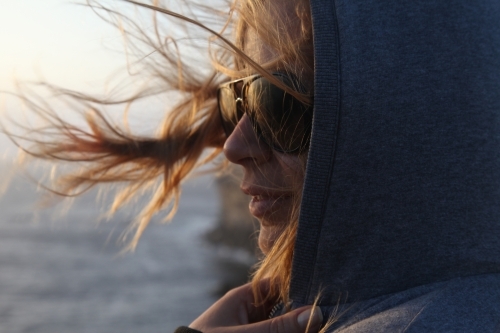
[[234, 306, 323, 333]]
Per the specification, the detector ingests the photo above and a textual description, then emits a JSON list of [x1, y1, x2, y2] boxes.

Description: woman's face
[[223, 12, 307, 254]]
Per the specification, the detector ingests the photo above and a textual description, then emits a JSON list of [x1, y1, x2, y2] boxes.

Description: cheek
[[275, 154, 306, 191], [258, 155, 305, 254]]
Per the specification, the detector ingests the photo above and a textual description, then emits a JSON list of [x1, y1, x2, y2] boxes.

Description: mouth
[[242, 188, 293, 223]]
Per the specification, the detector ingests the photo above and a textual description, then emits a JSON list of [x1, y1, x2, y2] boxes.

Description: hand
[[189, 283, 323, 333]]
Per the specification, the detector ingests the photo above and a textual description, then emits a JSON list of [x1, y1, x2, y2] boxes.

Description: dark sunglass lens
[[218, 87, 240, 137], [246, 77, 311, 152]]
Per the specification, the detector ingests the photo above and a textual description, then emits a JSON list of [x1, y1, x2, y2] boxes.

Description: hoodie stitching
[[305, 0, 342, 304]]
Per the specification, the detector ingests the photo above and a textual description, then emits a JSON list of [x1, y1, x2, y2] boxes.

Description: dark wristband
[[174, 326, 203, 333]]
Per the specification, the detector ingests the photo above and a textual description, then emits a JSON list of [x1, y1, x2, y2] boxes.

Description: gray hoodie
[[290, 0, 500, 331]]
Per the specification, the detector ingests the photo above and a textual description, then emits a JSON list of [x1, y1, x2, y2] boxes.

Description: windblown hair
[[5, 0, 313, 310]]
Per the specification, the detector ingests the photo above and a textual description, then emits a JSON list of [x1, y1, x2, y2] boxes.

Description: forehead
[[243, 29, 276, 65], [241, 0, 303, 68]]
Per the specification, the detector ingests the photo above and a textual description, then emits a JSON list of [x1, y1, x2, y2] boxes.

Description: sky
[[0, 0, 189, 157], [0, 0, 125, 92], [0, 0, 129, 157]]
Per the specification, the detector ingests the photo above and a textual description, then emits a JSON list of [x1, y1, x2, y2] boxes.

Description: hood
[[291, 0, 500, 306]]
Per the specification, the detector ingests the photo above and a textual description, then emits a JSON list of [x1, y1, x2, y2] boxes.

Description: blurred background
[[0, 1, 257, 332]]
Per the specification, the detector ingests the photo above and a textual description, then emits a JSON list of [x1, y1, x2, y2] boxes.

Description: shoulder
[[327, 274, 500, 333], [403, 274, 500, 332]]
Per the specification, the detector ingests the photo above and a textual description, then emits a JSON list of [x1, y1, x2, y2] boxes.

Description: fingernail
[[297, 306, 323, 329]]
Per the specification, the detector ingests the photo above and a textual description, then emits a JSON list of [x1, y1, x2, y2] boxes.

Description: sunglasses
[[217, 72, 313, 154]]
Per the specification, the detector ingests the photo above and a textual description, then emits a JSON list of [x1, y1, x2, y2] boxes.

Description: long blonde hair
[[4, 0, 313, 308]]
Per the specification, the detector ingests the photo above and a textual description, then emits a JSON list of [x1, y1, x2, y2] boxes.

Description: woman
[[8, 0, 321, 331], [8, 0, 500, 331], [172, 0, 500, 330]]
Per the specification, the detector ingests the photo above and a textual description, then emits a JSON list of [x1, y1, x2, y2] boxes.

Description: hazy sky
[[0, 0, 126, 92], [0, 1, 128, 156], [0, 0, 190, 156]]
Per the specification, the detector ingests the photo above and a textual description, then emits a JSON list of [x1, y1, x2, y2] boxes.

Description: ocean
[[0, 162, 243, 332]]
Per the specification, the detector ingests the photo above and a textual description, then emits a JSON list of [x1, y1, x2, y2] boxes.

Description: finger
[[295, 306, 323, 332], [229, 306, 323, 333]]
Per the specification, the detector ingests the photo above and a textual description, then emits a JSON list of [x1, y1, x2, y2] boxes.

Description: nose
[[223, 114, 272, 165]]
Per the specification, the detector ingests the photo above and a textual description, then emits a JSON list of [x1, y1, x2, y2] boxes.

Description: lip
[[242, 187, 292, 222]]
